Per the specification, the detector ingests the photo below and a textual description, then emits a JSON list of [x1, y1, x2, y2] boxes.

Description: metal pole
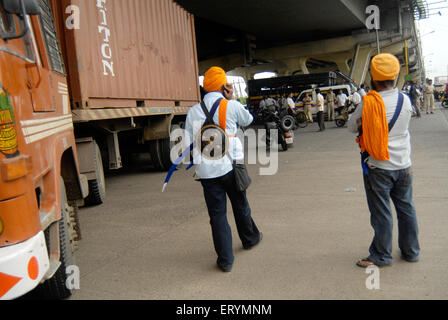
[[376, 29, 381, 54]]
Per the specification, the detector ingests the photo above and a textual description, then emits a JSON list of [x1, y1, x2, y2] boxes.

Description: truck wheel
[[84, 141, 106, 206], [39, 178, 76, 299], [149, 124, 181, 171]]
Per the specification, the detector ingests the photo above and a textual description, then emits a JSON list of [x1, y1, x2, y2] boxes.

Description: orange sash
[[218, 99, 228, 131], [357, 91, 390, 161]]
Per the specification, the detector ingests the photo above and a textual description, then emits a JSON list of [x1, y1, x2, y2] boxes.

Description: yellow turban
[[370, 53, 400, 81], [203, 67, 227, 92]]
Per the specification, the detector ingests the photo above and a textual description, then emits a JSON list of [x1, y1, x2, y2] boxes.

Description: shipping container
[[52, 0, 200, 111]]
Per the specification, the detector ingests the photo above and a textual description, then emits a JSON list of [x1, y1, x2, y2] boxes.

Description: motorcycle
[[442, 93, 448, 108], [335, 101, 357, 127], [264, 110, 294, 151]]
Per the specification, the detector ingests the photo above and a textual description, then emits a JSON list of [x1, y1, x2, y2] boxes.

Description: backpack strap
[[200, 98, 223, 126], [388, 93, 404, 132]]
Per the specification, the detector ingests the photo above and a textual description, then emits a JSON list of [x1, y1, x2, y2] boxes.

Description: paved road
[[70, 103, 448, 300]]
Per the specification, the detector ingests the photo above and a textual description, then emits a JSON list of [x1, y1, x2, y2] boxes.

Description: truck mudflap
[[0, 231, 50, 300]]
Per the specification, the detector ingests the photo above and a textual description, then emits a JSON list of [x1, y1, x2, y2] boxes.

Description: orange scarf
[[357, 91, 390, 161]]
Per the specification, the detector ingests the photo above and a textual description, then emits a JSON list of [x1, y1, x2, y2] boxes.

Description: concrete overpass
[[175, 0, 429, 88]]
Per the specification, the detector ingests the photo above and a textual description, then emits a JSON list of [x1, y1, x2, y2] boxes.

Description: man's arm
[[347, 101, 363, 133], [234, 101, 254, 127]]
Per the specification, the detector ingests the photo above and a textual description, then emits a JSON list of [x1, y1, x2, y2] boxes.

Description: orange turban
[[370, 54, 400, 81], [203, 67, 227, 92]]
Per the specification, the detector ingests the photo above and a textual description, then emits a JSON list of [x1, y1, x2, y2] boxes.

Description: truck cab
[[0, 0, 86, 300]]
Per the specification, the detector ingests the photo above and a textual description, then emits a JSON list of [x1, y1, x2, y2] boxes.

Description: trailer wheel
[[84, 141, 106, 206], [39, 178, 76, 299], [149, 124, 182, 171]]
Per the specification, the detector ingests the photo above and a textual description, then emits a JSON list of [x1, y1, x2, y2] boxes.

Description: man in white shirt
[[287, 92, 297, 115], [185, 66, 262, 273], [316, 89, 325, 131], [336, 90, 348, 107], [348, 53, 420, 268]]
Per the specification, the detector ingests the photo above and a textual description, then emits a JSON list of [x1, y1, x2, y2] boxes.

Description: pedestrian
[[348, 53, 420, 268], [303, 92, 313, 123], [327, 89, 336, 121], [259, 96, 267, 110], [185, 66, 262, 273], [265, 96, 278, 112], [336, 89, 348, 109], [410, 81, 422, 118], [360, 84, 367, 96], [287, 92, 297, 116], [351, 88, 362, 111], [423, 79, 435, 114], [316, 89, 325, 131]]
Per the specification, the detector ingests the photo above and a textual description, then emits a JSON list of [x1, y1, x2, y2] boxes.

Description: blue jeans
[[200, 170, 260, 269], [363, 167, 420, 266]]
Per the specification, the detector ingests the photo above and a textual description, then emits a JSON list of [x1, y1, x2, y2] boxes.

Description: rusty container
[[51, 0, 200, 110]]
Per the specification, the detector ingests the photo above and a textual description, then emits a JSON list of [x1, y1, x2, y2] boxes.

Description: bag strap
[[388, 93, 404, 132], [200, 98, 223, 126]]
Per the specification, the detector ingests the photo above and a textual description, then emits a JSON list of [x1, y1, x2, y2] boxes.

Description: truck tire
[[39, 178, 76, 299], [149, 124, 181, 171], [84, 141, 106, 206]]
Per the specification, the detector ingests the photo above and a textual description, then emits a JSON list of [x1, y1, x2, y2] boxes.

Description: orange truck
[[0, 0, 199, 299]]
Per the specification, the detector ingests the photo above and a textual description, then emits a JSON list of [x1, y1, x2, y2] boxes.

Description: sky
[[417, 1, 448, 82]]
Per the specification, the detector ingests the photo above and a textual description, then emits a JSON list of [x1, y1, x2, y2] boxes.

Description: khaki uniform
[[423, 84, 435, 113], [327, 91, 336, 121], [303, 96, 313, 122]]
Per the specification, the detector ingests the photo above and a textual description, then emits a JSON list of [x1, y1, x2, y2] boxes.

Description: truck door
[[26, 0, 67, 113]]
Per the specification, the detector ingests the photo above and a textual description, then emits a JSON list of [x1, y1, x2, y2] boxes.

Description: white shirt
[[337, 93, 348, 106], [316, 93, 324, 112], [287, 97, 295, 109], [185, 92, 254, 179], [348, 88, 413, 170], [352, 91, 362, 105]]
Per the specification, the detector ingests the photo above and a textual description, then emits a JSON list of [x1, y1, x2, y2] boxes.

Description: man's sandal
[[356, 258, 377, 268]]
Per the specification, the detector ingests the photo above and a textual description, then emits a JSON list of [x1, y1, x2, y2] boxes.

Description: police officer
[[423, 79, 435, 114]]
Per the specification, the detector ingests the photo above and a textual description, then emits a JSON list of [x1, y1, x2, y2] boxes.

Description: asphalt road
[[69, 103, 448, 300]]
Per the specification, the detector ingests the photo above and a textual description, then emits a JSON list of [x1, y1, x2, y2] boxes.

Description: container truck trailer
[[0, 0, 199, 299]]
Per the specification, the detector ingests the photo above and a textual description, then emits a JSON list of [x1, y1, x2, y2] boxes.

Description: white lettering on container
[[97, 0, 115, 77]]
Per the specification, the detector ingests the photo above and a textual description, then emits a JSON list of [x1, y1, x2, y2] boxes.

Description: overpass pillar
[[334, 58, 351, 76], [350, 47, 375, 86], [397, 66, 407, 90]]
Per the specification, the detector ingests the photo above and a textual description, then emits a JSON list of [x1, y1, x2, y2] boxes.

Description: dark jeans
[[363, 167, 420, 266], [317, 111, 325, 131], [200, 170, 260, 268]]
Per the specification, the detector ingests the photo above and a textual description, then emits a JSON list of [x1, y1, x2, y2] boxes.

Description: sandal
[[356, 258, 377, 268]]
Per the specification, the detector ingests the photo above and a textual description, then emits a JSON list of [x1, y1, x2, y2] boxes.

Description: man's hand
[[223, 83, 234, 100]]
